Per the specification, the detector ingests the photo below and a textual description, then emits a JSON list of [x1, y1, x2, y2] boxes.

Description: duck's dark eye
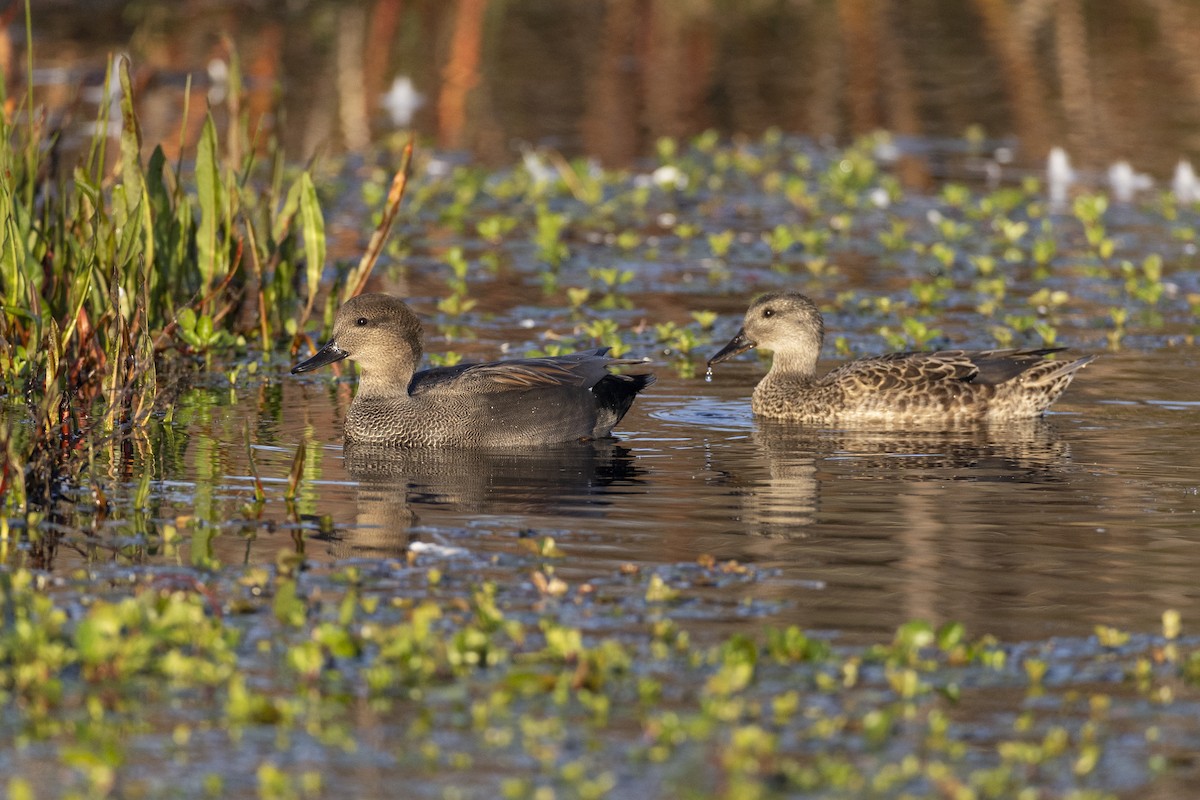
[[762, 308, 775, 318], [355, 317, 369, 327]]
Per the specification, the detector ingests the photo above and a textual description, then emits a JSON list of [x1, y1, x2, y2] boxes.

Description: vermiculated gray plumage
[[292, 294, 655, 446]]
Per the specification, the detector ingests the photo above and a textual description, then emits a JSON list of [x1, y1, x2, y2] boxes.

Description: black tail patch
[[592, 373, 657, 431]]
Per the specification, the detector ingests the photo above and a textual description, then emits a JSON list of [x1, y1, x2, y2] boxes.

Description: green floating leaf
[[273, 578, 307, 628], [894, 619, 935, 650]]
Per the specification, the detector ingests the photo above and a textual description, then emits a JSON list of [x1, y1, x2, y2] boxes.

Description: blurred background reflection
[[14, 0, 1200, 173]]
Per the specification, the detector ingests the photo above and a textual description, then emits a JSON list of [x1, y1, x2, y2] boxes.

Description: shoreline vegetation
[[0, 43, 411, 522]]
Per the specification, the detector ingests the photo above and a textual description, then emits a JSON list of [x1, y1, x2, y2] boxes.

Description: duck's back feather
[[757, 347, 1092, 423], [410, 348, 648, 395], [824, 347, 1069, 389]]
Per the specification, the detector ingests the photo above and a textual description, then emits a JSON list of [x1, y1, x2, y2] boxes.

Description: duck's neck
[[766, 347, 820, 383], [356, 341, 420, 398], [358, 368, 413, 398]]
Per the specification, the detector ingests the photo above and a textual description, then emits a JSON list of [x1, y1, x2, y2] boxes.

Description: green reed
[[0, 35, 328, 514]]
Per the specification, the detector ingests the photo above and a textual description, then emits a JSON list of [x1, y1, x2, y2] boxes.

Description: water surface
[[45, 347, 1198, 647]]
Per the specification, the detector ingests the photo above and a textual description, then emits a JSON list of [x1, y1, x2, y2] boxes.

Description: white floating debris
[[1172, 160, 1198, 204], [521, 145, 556, 186], [873, 136, 900, 163], [1047, 147, 1075, 207], [984, 161, 1002, 188], [651, 165, 688, 190], [380, 75, 425, 127], [1107, 160, 1153, 202], [409, 541, 469, 558], [207, 58, 229, 104]]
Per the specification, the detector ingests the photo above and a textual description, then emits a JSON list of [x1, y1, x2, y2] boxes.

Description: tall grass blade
[[85, 55, 115, 187], [272, 173, 304, 248], [343, 137, 414, 302], [133, 295, 156, 425], [21, 0, 37, 211], [57, 256, 93, 349], [298, 172, 325, 324], [195, 114, 224, 297], [117, 56, 145, 215]]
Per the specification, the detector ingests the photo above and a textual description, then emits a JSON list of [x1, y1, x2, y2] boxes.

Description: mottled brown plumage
[[708, 292, 1093, 424], [292, 293, 655, 447]]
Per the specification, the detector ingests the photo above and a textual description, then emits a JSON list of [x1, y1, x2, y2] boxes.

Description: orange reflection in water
[[15, 0, 1200, 173]]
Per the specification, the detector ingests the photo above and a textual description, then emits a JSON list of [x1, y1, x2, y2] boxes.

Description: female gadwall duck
[[708, 291, 1092, 424], [292, 293, 655, 447]]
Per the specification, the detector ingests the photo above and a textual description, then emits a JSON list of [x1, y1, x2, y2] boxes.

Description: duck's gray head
[[292, 293, 424, 385], [708, 291, 825, 372]]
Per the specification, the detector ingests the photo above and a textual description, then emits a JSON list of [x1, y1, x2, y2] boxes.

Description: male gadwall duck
[[708, 291, 1092, 424], [292, 293, 655, 447]]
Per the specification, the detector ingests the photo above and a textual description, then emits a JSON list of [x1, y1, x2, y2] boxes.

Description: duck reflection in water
[[324, 440, 643, 559], [721, 418, 1072, 540]]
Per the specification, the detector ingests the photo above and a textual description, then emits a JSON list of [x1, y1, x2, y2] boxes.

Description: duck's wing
[[959, 348, 1072, 384], [824, 347, 1070, 391], [411, 349, 651, 395]]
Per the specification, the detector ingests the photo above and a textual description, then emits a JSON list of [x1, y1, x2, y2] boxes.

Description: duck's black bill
[[291, 340, 349, 374], [707, 328, 756, 367]]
